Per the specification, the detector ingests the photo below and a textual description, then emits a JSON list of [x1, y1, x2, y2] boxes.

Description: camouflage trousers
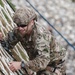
[[37, 62, 66, 75]]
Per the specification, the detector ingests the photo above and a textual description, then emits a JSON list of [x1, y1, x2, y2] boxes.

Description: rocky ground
[[11, 0, 75, 75]]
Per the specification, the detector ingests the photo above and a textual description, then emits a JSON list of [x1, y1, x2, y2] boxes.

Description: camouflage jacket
[[1, 22, 66, 72]]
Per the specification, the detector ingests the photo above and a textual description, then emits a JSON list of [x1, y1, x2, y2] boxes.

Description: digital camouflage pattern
[[1, 21, 66, 75]]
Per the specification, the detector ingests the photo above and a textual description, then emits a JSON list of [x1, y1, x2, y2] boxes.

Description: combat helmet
[[13, 6, 37, 26]]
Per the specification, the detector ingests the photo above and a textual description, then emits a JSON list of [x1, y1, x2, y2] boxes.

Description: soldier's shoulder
[[35, 21, 51, 35]]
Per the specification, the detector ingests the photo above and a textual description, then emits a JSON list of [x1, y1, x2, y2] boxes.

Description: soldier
[[0, 6, 66, 75]]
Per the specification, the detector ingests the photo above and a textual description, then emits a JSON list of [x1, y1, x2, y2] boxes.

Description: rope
[[6, 0, 15, 12], [0, 70, 5, 75], [26, 0, 75, 50]]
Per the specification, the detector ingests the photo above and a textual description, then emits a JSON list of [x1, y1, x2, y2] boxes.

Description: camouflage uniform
[[1, 7, 66, 75]]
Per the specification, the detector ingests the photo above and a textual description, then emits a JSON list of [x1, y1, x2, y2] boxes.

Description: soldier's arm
[[0, 29, 19, 50], [25, 31, 51, 72]]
